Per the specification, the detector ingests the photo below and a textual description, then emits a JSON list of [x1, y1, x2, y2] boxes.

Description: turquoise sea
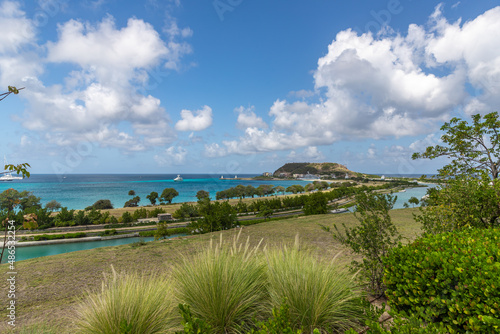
[[0, 173, 435, 210], [0, 174, 312, 210]]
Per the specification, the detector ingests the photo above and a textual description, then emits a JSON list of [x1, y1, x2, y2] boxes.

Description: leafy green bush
[[132, 207, 148, 220], [415, 175, 500, 234], [173, 203, 199, 219], [175, 304, 213, 334], [384, 228, 500, 333], [324, 192, 400, 296], [121, 211, 134, 224], [152, 226, 188, 240], [98, 229, 117, 237], [75, 268, 176, 334], [139, 230, 156, 237], [147, 207, 166, 218], [74, 210, 90, 225], [172, 232, 268, 333], [33, 232, 86, 241], [189, 198, 236, 234], [303, 191, 328, 215], [88, 199, 113, 210], [248, 302, 304, 334], [265, 240, 367, 333]]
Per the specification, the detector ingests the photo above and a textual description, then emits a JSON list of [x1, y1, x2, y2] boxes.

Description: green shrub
[[152, 226, 188, 239], [75, 267, 176, 334], [249, 302, 303, 334], [264, 239, 367, 333], [303, 192, 328, 215], [98, 229, 117, 237], [139, 230, 156, 237], [89, 199, 114, 210], [33, 232, 86, 241], [176, 304, 213, 334], [173, 203, 199, 219], [384, 228, 500, 333], [189, 199, 236, 234], [132, 207, 148, 220], [121, 211, 134, 224], [172, 232, 268, 333], [147, 207, 166, 218], [74, 210, 90, 225], [324, 192, 400, 296]]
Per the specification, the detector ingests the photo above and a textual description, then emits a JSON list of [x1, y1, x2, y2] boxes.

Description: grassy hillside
[[0, 208, 421, 333], [273, 162, 359, 177]]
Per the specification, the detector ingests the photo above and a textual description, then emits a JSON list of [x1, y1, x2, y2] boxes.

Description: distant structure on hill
[[299, 171, 320, 180], [273, 162, 360, 179]]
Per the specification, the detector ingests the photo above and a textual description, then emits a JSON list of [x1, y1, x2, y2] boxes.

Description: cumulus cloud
[[288, 146, 325, 161], [235, 106, 268, 129], [175, 105, 213, 131], [154, 146, 187, 166], [206, 5, 500, 157], [0, 1, 41, 87], [1, 8, 194, 152], [204, 143, 227, 158], [425, 6, 500, 115]]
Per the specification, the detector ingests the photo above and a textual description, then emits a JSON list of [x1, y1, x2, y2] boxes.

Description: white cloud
[[288, 146, 325, 161], [425, 6, 500, 115], [46, 16, 173, 82], [0, 1, 41, 87], [175, 105, 213, 131], [235, 106, 268, 129], [206, 5, 500, 157], [3, 10, 193, 152], [204, 143, 227, 158], [0, 1, 34, 53], [154, 146, 187, 165], [288, 89, 315, 99]]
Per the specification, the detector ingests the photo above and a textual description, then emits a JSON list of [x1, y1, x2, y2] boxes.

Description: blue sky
[[1, 0, 500, 176]]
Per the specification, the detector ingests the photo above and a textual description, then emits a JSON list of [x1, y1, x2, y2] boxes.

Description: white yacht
[[0, 173, 23, 182], [174, 174, 183, 182], [1, 157, 23, 182]]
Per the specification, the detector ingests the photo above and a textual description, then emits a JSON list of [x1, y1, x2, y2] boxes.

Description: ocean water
[[0, 173, 435, 211], [0, 174, 312, 210]]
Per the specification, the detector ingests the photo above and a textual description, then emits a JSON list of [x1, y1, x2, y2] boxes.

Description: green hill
[[273, 162, 359, 177]]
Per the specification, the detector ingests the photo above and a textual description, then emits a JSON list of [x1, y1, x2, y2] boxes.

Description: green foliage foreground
[[384, 228, 500, 333], [76, 232, 368, 333]]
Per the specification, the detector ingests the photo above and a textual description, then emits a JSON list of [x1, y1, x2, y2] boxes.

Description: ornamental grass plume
[[264, 235, 367, 333], [74, 266, 176, 334], [172, 230, 269, 334]]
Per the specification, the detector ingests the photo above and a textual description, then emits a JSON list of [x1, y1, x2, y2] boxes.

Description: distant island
[[255, 162, 372, 180]]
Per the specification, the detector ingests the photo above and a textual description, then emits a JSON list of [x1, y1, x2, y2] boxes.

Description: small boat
[[1, 157, 23, 182], [331, 208, 349, 214], [174, 175, 183, 182], [0, 173, 23, 182]]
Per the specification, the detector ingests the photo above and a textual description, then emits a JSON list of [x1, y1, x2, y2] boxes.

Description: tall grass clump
[[265, 236, 367, 333], [74, 266, 176, 334], [172, 231, 268, 333]]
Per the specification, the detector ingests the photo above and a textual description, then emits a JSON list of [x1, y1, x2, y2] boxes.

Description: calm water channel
[[4, 236, 160, 264]]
